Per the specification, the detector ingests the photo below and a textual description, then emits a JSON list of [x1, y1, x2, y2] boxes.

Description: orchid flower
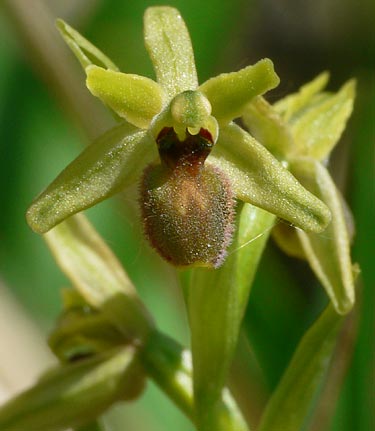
[[26, 6, 330, 269], [243, 72, 357, 314]]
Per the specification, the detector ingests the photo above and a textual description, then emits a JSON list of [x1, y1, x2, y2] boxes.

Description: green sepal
[[209, 124, 331, 233], [290, 157, 356, 314], [144, 6, 198, 98], [258, 304, 343, 431], [56, 19, 118, 71], [199, 59, 280, 125], [289, 80, 356, 160], [44, 213, 154, 340], [141, 331, 249, 431], [187, 203, 275, 430], [26, 122, 156, 234], [242, 96, 294, 159], [274, 72, 330, 121], [0, 347, 144, 431], [86, 66, 167, 128]]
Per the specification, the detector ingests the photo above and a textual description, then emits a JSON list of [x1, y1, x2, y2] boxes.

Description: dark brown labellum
[[140, 128, 234, 268]]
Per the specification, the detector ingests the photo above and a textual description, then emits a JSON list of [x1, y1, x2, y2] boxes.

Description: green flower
[[26, 6, 330, 268], [243, 72, 358, 314]]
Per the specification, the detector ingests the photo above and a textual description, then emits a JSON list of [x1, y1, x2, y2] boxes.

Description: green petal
[[258, 304, 343, 431], [187, 204, 275, 430], [290, 80, 356, 160], [209, 124, 331, 232], [86, 66, 167, 128], [242, 96, 294, 159], [274, 71, 329, 121], [56, 19, 118, 71], [26, 122, 156, 233], [199, 59, 280, 125], [144, 7, 198, 98], [44, 214, 153, 339], [0, 347, 144, 431], [290, 158, 356, 314]]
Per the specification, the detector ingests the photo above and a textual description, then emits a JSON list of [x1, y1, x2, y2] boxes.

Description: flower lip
[[140, 156, 235, 269]]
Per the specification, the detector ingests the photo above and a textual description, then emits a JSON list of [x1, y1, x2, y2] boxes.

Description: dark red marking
[[156, 127, 214, 175]]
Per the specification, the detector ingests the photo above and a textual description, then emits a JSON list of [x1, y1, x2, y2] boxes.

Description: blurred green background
[[0, 0, 373, 430]]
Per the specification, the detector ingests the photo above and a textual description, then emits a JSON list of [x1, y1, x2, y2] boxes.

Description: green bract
[[243, 73, 357, 314], [0, 346, 144, 431], [26, 6, 331, 270]]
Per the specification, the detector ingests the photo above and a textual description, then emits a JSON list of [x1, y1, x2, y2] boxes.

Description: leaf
[[199, 59, 280, 125], [44, 213, 153, 340], [290, 157, 356, 314], [141, 331, 249, 431], [56, 19, 118, 71], [144, 6, 198, 98], [187, 203, 275, 430], [209, 123, 331, 233], [86, 66, 167, 128], [26, 122, 156, 233], [258, 304, 344, 431], [274, 72, 329, 121], [0, 347, 144, 431], [289, 80, 356, 160], [242, 96, 294, 159]]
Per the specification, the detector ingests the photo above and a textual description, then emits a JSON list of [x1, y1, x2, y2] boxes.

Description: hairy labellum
[[140, 128, 234, 268]]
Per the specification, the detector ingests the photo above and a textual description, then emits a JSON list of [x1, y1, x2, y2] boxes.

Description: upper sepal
[[209, 124, 331, 233], [144, 6, 198, 98]]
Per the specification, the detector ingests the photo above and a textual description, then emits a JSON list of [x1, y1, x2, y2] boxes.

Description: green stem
[[141, 330, 250, 431], [186, 205, 275, 431]]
